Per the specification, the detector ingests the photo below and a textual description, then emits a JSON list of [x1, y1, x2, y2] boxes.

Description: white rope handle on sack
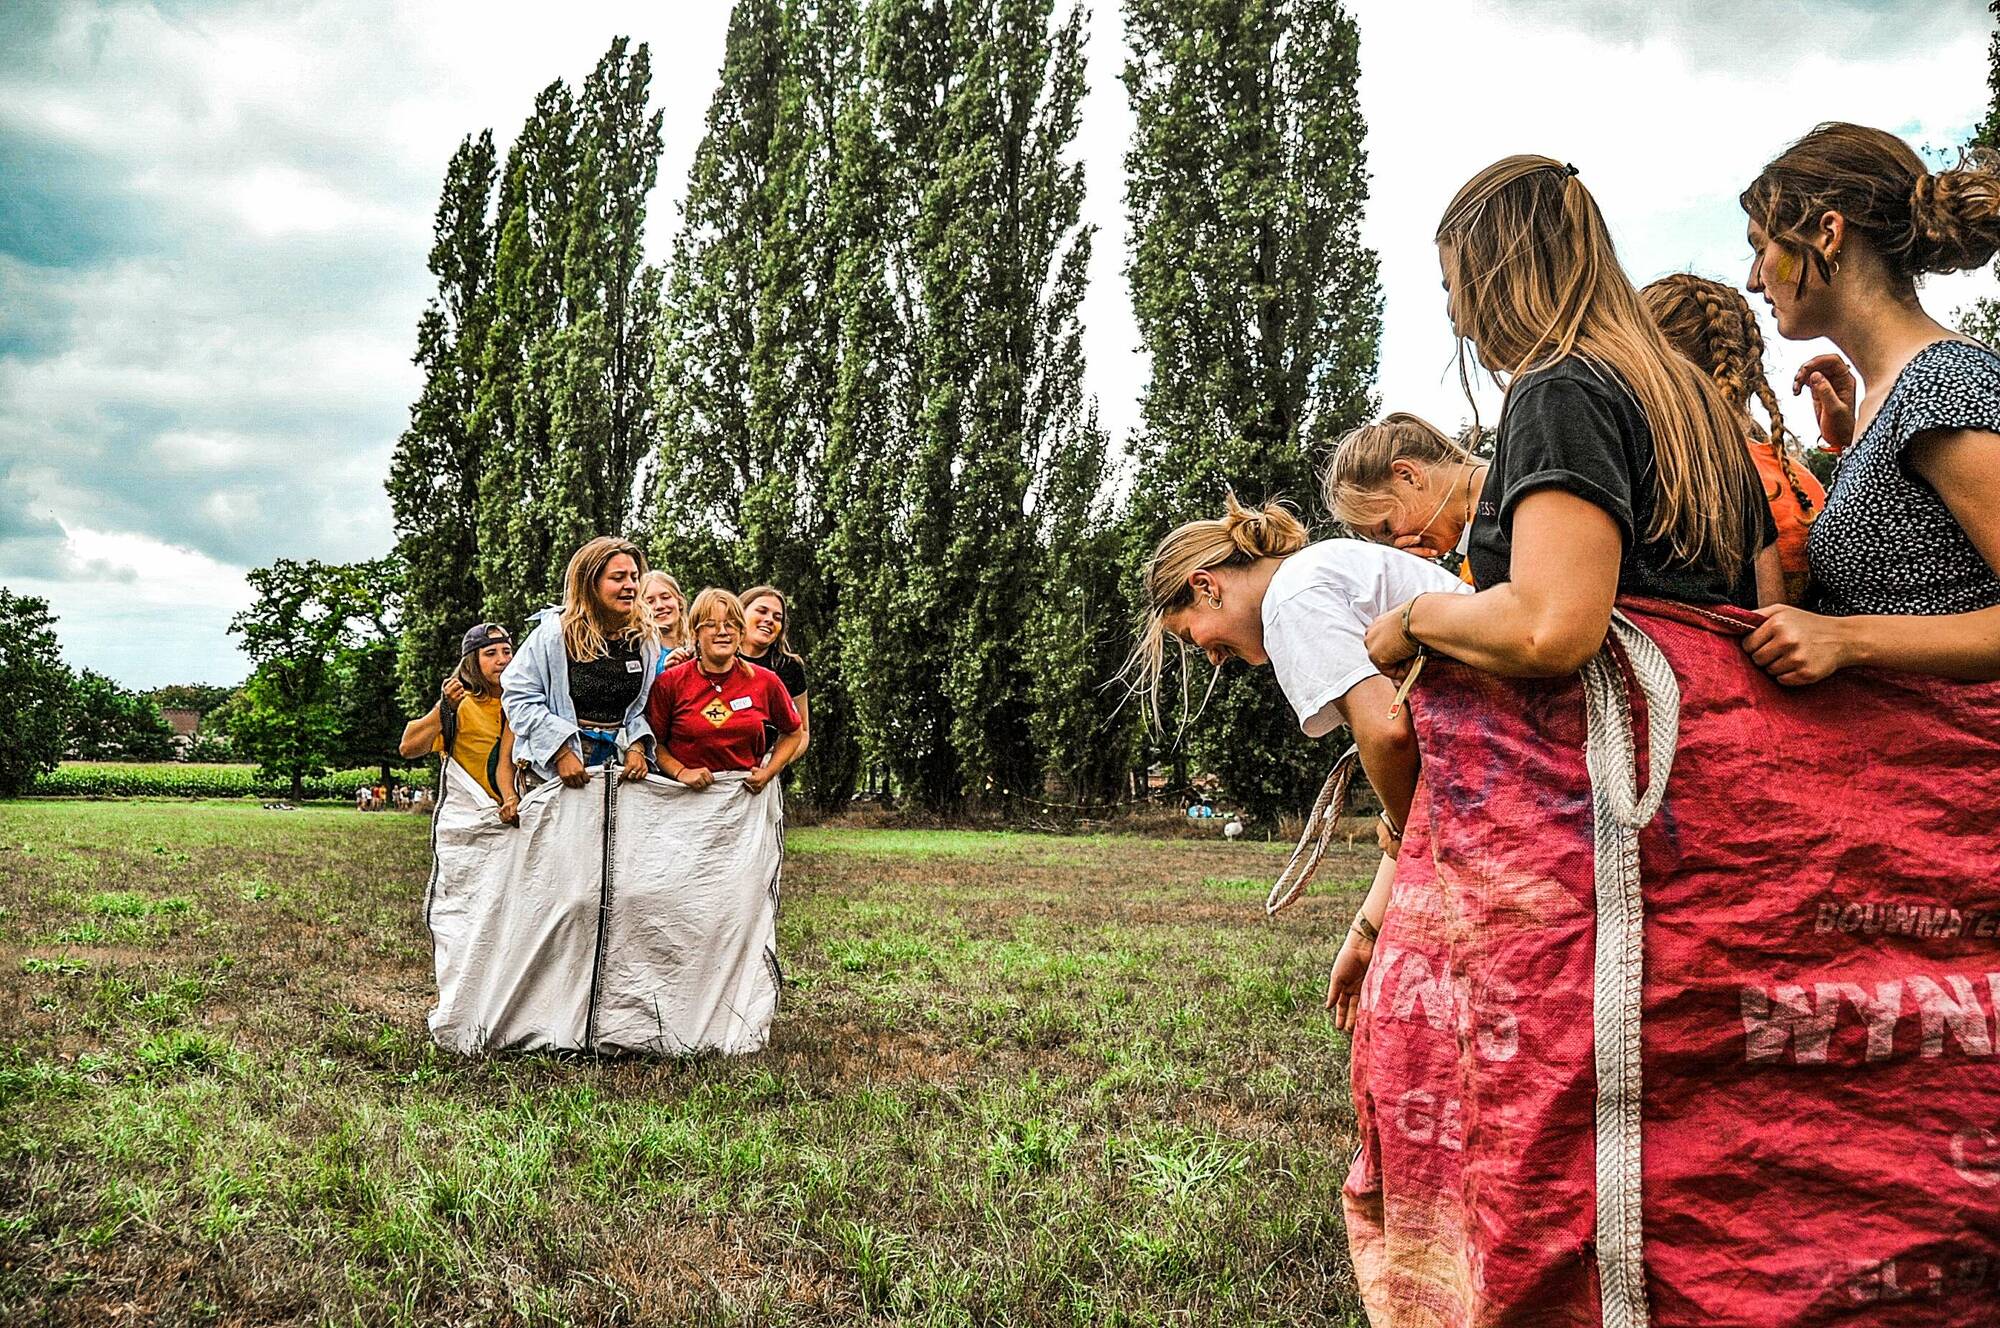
[[1583, 611, 1681, 1328], [1265, 745, 1360, 917]]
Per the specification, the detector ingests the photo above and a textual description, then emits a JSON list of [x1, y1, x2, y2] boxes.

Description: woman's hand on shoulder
[[1793, 354, 1856, 451], [664, 646, 693, 668], [1743, 604, 1855, 686]]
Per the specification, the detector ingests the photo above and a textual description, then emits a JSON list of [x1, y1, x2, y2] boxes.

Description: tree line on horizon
[[381, 0, 1378, 822], [10, 2, 2000, 806]]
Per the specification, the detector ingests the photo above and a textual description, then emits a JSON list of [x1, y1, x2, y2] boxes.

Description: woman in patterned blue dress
[[1738, 121, 2000, 684]]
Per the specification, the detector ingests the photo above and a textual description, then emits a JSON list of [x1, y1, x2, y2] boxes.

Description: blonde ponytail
[[1125, 495, 1307, 725]]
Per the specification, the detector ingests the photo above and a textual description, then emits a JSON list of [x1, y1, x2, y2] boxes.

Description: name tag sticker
[[730, 695, 754, 711], [625, 659, 643, 672]]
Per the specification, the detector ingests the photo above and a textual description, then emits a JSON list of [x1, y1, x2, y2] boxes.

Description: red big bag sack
[[1342, 599, 2000, 1327]]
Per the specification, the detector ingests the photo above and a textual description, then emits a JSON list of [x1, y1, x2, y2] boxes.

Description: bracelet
[[1350, 912, 1380, 943], [1400, 593, 1429, 652], [1377, 809, 1403, 842]]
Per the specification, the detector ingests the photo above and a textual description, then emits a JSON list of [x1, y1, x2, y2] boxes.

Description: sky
[[2, 0, 1995, 690]]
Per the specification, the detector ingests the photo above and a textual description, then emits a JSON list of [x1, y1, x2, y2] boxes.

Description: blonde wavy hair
[[1322, 412, 1473, 534], [1439, 155, 1756, 581], [1639, 273, 1817, 520], [636, 569, 689, 651], [1125, 494, 1309, 725], [687, 587, 757, 677], [559, 536, 649, 662]]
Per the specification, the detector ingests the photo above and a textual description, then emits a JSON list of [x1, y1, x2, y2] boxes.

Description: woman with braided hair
[[1738, 121, 2000, 682], [1641, 273, 1826, 603]]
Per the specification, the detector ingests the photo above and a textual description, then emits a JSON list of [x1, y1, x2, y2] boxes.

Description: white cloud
[[1345, 0, 1998, 437]]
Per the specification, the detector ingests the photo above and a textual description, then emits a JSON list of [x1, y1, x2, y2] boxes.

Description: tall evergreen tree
[[1978, 0, 2000, 150], [648, 0, 864, 812], [388, 131, 497, 706], [827, 0, 1100, 811], [1120, 0, 1381, 822], [1957, 2, 2000, 345], [1025, 407, 1139, 807], [474, 81, 580, 627], [541, 38, 666, 562]]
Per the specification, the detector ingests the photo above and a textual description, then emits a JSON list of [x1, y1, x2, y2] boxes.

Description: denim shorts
[[576, 728, 621, 768]]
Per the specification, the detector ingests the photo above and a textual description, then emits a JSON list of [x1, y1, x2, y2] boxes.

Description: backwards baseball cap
[[460, 623, 511, 657]]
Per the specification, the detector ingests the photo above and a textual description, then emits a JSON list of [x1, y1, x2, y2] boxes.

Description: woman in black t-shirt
[[1364, 156, 1780, 679], [739, 584, 811, 762]]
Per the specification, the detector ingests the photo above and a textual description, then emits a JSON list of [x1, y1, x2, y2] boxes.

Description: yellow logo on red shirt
[[701, 697, 731, 727]]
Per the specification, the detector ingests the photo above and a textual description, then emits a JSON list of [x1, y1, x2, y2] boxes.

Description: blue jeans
[[577, 728, 621, 768]]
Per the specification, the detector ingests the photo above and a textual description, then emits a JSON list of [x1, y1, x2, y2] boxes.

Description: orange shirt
[[1748, 439, 1826, 603]]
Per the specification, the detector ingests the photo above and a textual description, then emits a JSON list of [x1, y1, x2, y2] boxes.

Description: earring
[[1828, 252, 1841, 279], [1203, 593, 1221, 608]]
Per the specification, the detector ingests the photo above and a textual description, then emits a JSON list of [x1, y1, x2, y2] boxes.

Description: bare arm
[[1754, 544, 1786, 609], [1746, 429, 2000, 683], [398, 703, 442, 759], [496, 725, 518, 803], [791, 694, 811, 759], [1369, 490, 1623, 678], [1333, 675, 1419, 830], [747, 726, 807, 794]]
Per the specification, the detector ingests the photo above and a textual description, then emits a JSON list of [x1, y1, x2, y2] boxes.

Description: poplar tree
[[1959, 3, 2000, 345], [387, 131, 496, 706], [1121, 0, 1381, 822], [474, 39, 664, 626], [827, 0, 1100, 811], [649, 0, 864, 811], [473, 81, 579, 626]]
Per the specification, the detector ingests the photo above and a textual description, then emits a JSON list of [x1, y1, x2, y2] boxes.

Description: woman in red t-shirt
[[646, 588, 803, 792]]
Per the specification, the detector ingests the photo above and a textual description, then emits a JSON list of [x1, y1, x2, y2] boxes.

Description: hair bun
[[1909, 151, 2000, 274], [1219, 493, 1308, 559]]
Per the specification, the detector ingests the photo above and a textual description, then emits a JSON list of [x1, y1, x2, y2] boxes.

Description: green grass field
[[0, 799, 1371, 1326]]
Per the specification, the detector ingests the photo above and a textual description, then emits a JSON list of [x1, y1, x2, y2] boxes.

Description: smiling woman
[[498, 536, 658, 789]]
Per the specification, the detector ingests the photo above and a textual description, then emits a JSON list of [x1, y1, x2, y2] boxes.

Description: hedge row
[[30, 763, 433, 801]]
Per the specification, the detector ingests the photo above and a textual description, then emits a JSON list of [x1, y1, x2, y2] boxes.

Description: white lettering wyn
[[1909, 975, 1994, 1059], [1822, 981, 1903, 1062], [1742, 985, 1838, 1064]]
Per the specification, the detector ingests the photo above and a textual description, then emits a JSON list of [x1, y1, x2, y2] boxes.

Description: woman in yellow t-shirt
[[399, 623, 521, 824]]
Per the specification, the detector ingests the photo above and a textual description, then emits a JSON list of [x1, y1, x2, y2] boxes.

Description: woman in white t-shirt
[[1129, 495, 1471, 1024]]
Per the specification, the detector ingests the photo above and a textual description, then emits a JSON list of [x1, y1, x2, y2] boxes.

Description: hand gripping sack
[[1344, 599, 2000, 1327]]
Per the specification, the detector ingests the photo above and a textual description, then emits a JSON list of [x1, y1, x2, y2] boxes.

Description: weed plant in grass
[[0, 799, 1374, 1326]]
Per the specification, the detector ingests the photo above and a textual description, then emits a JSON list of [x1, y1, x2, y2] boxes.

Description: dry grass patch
[[1, 799, 1372, 1326]]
